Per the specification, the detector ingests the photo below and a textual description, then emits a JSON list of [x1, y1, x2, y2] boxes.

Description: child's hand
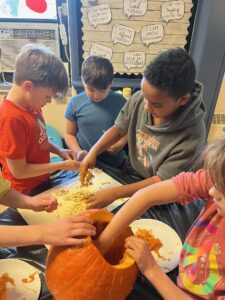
[[59, 148, 76, 160], [62, 159, 80, 171], [42, 215, 96, 246], [79, 152, 97, 185], [125, 236, 159, 278], [28, 195, 58, 212], [85, 189, 117, 209], [76, 150, 88, 162]]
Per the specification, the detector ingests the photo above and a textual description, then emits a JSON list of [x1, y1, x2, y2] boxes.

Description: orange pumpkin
[[46, 209, 138, 300]]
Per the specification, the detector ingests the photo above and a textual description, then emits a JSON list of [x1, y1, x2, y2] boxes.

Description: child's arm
[[86, 176, 161, 209], [0, 189, 57, 212], [80, 125, 126, 183], [0, 215, 96, 248], [64, 119, 88, 161], [49, 141, 76, 161], [106, 134, 128, 155], [0, 188, 96, 247], [95, 179, 179, 254], [6, 157, 80, 179], [125, 237, 192, 300], [64, 119, 82, 155]]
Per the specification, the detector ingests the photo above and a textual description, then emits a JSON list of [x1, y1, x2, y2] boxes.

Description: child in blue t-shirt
[[64, 56, 127, 167]]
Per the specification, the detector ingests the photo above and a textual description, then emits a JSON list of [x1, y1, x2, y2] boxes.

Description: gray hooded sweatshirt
[[115, 81, 206, 179]]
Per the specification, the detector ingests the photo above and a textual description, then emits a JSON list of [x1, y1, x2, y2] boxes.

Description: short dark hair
[[14, 44, 68, 94], [81, 56, 114, 90], [144, 47, 196, 99]]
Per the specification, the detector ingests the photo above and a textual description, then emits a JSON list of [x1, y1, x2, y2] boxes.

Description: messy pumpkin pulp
[[46, 209, 138, 300]]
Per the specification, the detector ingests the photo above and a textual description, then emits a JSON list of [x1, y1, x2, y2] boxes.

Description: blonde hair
[[203, 137, 225, 194]]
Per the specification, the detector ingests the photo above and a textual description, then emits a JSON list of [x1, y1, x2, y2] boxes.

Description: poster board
[[68, 0, 196, 87]]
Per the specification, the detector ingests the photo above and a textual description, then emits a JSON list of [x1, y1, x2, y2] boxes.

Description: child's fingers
[[40, 198, 57, 208], [77, 150, 88, 162], [85, 195, 96, 204], [125, 236, 144, 250], [125, 248, 137, 260], [39, 195, 57, 204], [85, 197, 103, 209], [71, 222, 96, 232], [67, 215, 94, 225], [86, 202, 102, 209], [79, 168, 86, 185], [74, 161, 81, 169], [65, 151, 76, 160], [63, 238, 88, 247], [71, 227, 96, 238], [69, 151, 77, 160], [44, 204, 57, 212]]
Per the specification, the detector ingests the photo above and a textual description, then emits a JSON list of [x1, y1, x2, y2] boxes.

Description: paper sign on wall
[[124, 52, 145, 69], [161, 1, 185, 23], [90, 43, 113, 60], [112, 24, 135, 46], [87, 4, 112, 28], [141, 23, 164, 46], [124, 0, 148, 17]]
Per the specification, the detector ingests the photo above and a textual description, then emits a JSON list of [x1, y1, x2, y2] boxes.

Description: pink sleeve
[[172, 169, 212, 205]]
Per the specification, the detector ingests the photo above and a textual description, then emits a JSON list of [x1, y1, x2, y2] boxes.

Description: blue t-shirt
[[65, 90, 126, 167]]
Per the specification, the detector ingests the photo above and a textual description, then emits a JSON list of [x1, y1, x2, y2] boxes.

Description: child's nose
[[209, 186, 217, 198], [92, 93, 99, 100], [144, 101, 152, 112]]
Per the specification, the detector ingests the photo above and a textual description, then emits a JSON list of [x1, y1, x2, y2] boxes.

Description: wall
[[213, 73, 225, 113], [208, 73, 225, 142], [42, 96, 70, 137]]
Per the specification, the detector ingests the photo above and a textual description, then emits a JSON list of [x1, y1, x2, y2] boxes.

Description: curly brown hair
[[144, 47, 196, 100]]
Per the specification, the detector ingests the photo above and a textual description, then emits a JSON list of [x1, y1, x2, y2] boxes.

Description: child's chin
[[91, 98, 103, 103], [217, 207, 225, 217]]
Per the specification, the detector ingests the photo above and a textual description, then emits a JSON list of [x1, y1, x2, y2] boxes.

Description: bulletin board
[[68, 0, 197, 88]]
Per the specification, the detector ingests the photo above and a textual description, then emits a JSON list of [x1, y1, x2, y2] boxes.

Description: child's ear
[[23, 81, 33, 92], [179, 93, 190, 106]]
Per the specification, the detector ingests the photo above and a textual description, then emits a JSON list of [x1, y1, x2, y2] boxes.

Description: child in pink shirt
[[96, 137, 225, 299]]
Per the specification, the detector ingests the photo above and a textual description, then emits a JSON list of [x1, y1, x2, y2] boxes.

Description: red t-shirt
[[0, 98, 50, 194]]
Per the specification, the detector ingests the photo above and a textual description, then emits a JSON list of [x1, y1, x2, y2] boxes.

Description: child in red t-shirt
[[0, 44, 80, 194]]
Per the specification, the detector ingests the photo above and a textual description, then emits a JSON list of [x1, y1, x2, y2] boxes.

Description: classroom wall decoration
[[81, 0, 194, 75]]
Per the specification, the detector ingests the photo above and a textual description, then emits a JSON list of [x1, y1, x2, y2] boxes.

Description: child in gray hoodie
[[80, 47, 206, 208]]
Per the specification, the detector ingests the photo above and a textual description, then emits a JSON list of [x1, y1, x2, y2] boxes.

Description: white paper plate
[[0, 258, 41, 300], [130, 219, 182, 273]]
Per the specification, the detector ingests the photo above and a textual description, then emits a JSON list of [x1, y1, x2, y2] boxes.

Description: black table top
[[0, 164, 204, 300]]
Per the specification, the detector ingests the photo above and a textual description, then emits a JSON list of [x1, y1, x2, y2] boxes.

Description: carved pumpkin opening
[[46, 210, 138, 300], [91, 210, 134, 267]]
